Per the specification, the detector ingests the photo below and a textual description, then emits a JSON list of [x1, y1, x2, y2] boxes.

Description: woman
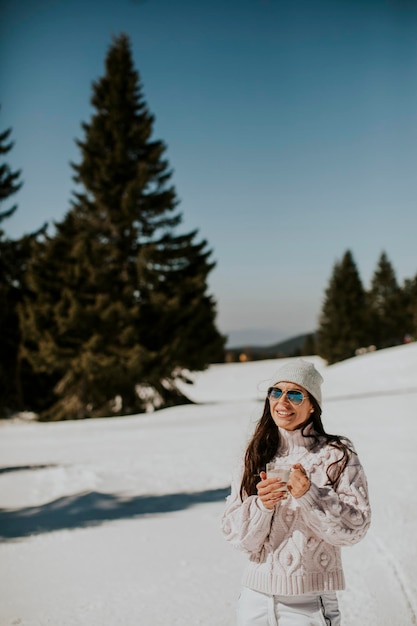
[[221, 359, 371, 626]]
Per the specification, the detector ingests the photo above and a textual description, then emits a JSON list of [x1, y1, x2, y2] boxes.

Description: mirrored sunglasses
[[267, 387, 306, 406]]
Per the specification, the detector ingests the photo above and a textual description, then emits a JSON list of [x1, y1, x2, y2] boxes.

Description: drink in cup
[[266, 463, 291, 493]]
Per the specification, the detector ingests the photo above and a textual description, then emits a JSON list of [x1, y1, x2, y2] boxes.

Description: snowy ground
[[0, 344, 417, 626]]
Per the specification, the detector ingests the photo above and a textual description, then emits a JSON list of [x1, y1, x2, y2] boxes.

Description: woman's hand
[[288, 463, 310, 498], [256, 471, 288, 510]]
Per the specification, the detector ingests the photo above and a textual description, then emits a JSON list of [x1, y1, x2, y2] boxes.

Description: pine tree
[[0, 124, 21, 224], [0, 116, 49, 416], [301, 333, 316, 356], [316, 250, 370, 364], [403, 274, 417, 341], [367, 252, 406, 348], [0, 120, 23, 414], [20, 34, 224, 420]]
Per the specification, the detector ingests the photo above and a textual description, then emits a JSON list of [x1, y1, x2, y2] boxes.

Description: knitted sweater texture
[[221, 425, 371, 596]]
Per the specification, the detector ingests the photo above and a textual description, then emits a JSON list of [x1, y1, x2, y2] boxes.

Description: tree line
[[226, 250, 416, 365], [1, 34, 416, 420], [315, 249, 417, 364]]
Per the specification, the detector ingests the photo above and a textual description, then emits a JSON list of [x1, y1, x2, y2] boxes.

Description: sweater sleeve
[[221, 470, 274, 556], [297, 452, 371, 546]]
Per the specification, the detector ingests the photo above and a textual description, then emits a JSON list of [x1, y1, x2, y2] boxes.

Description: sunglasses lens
[[268, 388, 283, 400], [287, 391, 304, 405]]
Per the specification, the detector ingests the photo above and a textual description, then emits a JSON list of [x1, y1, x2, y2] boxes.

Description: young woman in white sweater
[[221, 359, 371, 626]]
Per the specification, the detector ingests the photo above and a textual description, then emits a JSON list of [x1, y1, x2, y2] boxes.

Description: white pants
[[237, 586, 341, 626]]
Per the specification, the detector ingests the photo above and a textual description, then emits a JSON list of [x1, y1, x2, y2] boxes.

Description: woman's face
[[269, 381, 314, 431]]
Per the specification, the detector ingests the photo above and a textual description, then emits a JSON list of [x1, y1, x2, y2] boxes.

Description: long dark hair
[[239, 395, 354, 500]]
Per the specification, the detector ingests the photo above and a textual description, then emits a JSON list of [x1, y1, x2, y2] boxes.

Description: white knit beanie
[[271, 359, 323, 408]]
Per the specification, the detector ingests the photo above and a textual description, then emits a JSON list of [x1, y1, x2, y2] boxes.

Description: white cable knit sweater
[[221, 425, 371, 596]]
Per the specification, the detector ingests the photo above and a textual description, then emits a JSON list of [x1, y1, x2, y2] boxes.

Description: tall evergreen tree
[[316, 250, 370, 364], [367, 251, 406, 348], [20, 34, 224, 421], [0, 119, 23, 414], [0, 115, 48, 416]]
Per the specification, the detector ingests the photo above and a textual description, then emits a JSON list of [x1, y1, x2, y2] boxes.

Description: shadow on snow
[[0, 487, 231, 540], [0, 464, 59, 475]]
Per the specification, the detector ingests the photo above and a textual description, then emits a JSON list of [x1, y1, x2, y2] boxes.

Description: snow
[[0, 343, 417, 626]]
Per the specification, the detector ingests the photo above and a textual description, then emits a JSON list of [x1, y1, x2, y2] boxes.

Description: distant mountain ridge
[[225, 328, 288, 348], [225, 332, 314, 361]]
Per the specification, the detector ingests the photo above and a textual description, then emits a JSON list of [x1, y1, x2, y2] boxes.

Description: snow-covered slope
[[0, 343, 416, 625]]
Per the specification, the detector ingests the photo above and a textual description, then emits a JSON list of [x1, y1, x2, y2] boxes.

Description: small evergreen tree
[[367, 252, 406, 348], [316, 250, 370, 364], [301, 333, 316, 356], [20, 34, 224, 420], [403, 274, 417, 341], [0, 125, 21, 223]]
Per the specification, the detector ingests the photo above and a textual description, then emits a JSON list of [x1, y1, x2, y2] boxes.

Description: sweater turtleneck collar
[[277, 422, 316, 456]]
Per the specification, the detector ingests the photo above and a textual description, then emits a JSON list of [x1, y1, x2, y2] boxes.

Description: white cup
[[266, 463, 291, 492]]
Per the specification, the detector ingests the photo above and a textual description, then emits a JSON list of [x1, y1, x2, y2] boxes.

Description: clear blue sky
[[1, 0, 416, 346]]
